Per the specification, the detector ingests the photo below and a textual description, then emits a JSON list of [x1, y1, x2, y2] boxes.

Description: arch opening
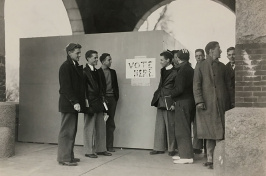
[[136, 0, 236, 67]]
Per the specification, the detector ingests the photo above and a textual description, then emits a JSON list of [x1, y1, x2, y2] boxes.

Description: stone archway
[[61, 0, 235, 34]]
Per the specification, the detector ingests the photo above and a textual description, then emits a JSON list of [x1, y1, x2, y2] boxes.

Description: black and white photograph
[[0, 0, 265, 176]]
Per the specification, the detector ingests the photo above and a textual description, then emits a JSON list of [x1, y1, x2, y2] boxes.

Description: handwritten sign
[[126, 58, 156, 79]]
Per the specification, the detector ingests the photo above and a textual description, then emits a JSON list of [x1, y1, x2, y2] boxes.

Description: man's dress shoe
[[85, 154, 98, 158], [107, 148, 115, 152], [96, 151, 112, 156], [72, 158, 80, 162], [149, 150, 165, 155], [58, 161, 77, 166]]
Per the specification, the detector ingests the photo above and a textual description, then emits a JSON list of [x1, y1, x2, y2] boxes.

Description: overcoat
[[151, 67, 178, 109], [193, 56, 233, 139], [98, 68, 119, 101], [58, 56, 85, 113]]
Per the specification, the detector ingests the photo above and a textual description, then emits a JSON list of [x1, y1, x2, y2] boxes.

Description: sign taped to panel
[[126, 58, 156, 79]]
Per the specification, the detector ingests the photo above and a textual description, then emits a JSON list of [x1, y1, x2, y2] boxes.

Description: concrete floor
[[0, 142, 214, 176]]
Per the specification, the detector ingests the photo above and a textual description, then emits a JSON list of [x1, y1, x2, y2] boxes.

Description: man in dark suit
[[98, 53, 119, 152], [170, 49, 195, 164], [150, 50, 177, 156], [225, 47, 235, 108], [83, 50, 112, 158], [57, 43, 85, 166]]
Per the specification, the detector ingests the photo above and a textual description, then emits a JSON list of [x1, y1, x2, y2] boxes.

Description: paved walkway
[[0, 142, 214, 176]]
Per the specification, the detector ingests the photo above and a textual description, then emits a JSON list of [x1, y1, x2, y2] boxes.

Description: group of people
[[57, 43, 119, 166], [150, 41, 235, 169], [56, 41, 236, 170]]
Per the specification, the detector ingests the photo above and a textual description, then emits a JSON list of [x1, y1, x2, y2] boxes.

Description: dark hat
[[177, 49, 190, 61], [65, 43, 81, 52]]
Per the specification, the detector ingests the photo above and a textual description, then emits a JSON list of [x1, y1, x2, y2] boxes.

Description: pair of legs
[[174, 101, 194, 159], [57, 112, 78, 163], [153, 109, 175, 152], [105, 96, 117, 150], [84, 112, 106, 154], [206, 139, 222, 163]]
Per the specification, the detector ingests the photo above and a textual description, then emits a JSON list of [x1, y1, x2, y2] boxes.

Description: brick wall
[[235, 43, 266, 107]]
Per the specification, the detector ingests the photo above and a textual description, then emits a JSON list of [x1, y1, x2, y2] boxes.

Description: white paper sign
[[126, 58, 156, 79]]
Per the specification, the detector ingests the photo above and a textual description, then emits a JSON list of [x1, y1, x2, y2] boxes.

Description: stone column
[[0, 0, 6, 101], [214, 0, 266, 176], [0, 102, 16, 157]]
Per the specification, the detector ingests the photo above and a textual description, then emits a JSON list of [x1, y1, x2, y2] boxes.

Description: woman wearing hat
[[170, 49, 195, 164]]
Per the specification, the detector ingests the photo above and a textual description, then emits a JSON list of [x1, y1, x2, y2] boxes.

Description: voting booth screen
[[19, 31, 183, 149]]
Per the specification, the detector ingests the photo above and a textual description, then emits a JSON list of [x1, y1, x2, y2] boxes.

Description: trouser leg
[[206, 139, 216, 162], [95, 112, 107, 152], [84, 113, 96, 154], [57, 112, 78, 162], [106, 97, 117, 148], [153, 109, 166, 151], [164, 110, 176, 152], [174, 102, 194, 159]]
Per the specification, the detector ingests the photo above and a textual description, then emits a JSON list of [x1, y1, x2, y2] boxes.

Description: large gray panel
[[19, 31, 183, 149]]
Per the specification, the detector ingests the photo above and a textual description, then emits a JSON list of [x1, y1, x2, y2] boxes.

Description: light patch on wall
[[5, 0, 72, 101]]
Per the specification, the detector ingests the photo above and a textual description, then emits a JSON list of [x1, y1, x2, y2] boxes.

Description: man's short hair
[[227, 47, 235, 53], [85, 50, 98, 60], [100, 53, 110, 63], [195, 49, 205, 56], [65, 43, 81, 53], [205, 41, 219, 55], [160, 50, 173, 62], [177, 49, 190, 61]]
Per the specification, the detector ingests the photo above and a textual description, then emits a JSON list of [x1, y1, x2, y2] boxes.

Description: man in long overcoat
[[193, 41, 233, 169], [57, 43, 85, 166], [193, 49, 206, 154]]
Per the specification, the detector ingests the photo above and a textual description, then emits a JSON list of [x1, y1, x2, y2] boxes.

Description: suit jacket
[[83, 64, 102, 102], [98, 67, 119, 101], [171, 62, 194, 102], [225, 62, 235, 104], [58, 56, 85, 113], [151, 66, 178, 109], [193, 56, 233, 139]]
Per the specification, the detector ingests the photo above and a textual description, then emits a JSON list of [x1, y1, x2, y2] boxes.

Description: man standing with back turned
[[98, 53, 119, 152], [193, 41, 233, 169], [57, 43, 85, 166]]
